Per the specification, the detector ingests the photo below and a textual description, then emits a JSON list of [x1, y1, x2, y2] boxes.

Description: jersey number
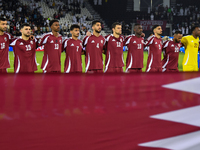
[[175, 47, 179, 52], [158, 44, 161, 50], [1, 43, 5, 49], [96, 43, 99, 48], [55, 44, 59, 50], [117, 42, 121, 47], [137, 44, 142, 49], [25, 45, 31, 51]]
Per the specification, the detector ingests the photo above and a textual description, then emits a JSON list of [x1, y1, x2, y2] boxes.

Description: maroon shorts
[[162, 68, 179, 72], [105, 67, 123, 73], [146, 67, 162, 72], [87, 69, 103, 73], [0, 68, 7, 73], [127, 68, 142, 73]]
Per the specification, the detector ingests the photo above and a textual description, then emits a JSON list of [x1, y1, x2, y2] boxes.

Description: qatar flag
[[0, 73, 199, 150]]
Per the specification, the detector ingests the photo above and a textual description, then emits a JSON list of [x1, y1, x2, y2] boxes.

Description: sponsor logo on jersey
[[19, 42, 24, 45], [71, 43, 74, 46], [191, 40, 193, 42], [171, 44, 174, 47], [133, 41, 136, 43], [50, 40, 54, 43], [4, 37, 7, 42], [91, 40, 95, 43], [112, 39, 115, 42]]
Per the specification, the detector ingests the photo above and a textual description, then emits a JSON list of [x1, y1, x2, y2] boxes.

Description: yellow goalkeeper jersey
[[181, 35, 199, 67]]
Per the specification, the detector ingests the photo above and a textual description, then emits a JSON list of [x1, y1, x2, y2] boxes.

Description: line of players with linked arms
[[0, 17, 199, 73]]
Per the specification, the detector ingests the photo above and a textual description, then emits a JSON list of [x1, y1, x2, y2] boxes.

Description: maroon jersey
[[162, 40, 181, 70], [83, 34, 105, 72], [10, 37, 37, 73], [38, 32, 62, 72], [125, 34, 144, 72], [63, 38, 83, 73], [0, 32, 13, 69], [145, 35, 163, 72], [104, 34, 124, 72]]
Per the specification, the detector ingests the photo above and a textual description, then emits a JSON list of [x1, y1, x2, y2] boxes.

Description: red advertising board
[[137, 20, 167, 31]]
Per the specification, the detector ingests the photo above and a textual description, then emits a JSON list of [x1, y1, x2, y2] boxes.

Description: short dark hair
[[174, 30, 182, 35], [0, 17, 6, 22], [92, 20, 101, 26], [49, 19, 59, 27], [134, 23, 141, 28], [152, 25, 160, 32], [20, 23, 30, 29], [191, 25, 199, 33], [70, 24, 80, 31], [112, 22, 122, 29]]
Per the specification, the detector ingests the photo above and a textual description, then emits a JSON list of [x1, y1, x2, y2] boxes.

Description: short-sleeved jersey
[[82, 34, 105, 72], [10, 37, 37, 73], [145, 35, 163, 72], [181, 35, 199, 66], [0, 32, 13, 69], [162, 40, 182, 70], [125, 34, 144, 71], [104, 34, 124, 71], [38, 32, 62, 72], [63, 38, 83, 73]]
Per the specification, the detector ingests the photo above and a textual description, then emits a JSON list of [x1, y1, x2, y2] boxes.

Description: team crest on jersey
[[71, 43, 74, 46], [171, 44, 174, 47], [91, 40, 95, 43], [50, 40, 54, 43], [30, 41, 33, 44], [112, 39, 115, 42], [120, 39, 122, 42], [101, 40, 103, 44], [178, 44, 181, 47], [133, 41, 136, 43], [59, 40, 62, 44], [155, 42, 157, 44], [4, 37, 7, 42], [19, 42, 24, 45], [80, 43, 82, 46]]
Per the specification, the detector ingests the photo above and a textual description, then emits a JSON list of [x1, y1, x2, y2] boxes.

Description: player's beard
[[0, 27, 6, 32], [24, 34, 30, 37], [95, 29, 101, 33]]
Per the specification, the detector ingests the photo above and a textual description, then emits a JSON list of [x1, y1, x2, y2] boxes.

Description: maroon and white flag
[[0, 73, 199, 150]]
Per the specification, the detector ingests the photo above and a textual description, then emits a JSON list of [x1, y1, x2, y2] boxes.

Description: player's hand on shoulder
[[141, 33, 145, 38], [86, 31, 92, 37], [30, 35, 35, 40]]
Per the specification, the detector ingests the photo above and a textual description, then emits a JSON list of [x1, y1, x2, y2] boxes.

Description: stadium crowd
[[0, 0, 94, 39]]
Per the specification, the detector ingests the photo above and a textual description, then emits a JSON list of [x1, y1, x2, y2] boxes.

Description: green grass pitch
[[7, 51, 185, 73]]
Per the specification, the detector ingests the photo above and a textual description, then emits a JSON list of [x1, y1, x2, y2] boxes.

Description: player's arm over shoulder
[[181, 36, 188, 47], [38, 33, 50, 46], [144, 35, 155, 47]]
